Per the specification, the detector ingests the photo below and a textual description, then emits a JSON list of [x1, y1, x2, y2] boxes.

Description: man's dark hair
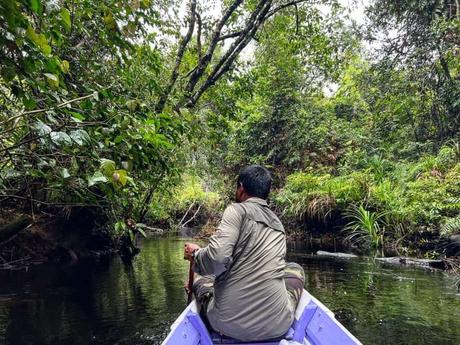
[[237, 165, 272, 199]]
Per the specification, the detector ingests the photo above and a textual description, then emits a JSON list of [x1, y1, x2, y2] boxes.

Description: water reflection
[[289, 247, 460, 345], [0, 238, 458, 345], [0, 237, 189, 345]]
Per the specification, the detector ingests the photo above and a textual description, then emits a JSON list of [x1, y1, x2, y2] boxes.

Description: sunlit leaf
[[60, 8, 72, 31], [88, 171, 108, 187], [61, 60, 70, 73], [29, 0, 42, 15], [100, 159, 116, 178], [70, 129, 91, 145], [114, 220, 127, 233], [113, 169, 128, 186], [50, 131, 72, 145], [68, 111, 85, 122], [44, 73, 59, 88], [61, 168, 70, 179], [26, 26, 51, 55], [34, 121, 52, 136]]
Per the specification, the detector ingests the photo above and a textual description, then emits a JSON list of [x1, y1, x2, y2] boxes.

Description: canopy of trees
[[1, 0, 459, 256]]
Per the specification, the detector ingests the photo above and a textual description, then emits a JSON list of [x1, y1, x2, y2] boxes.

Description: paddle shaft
[[187, 260, 194, 304]]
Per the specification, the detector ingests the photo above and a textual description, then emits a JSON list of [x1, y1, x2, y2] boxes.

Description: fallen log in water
[[136, 223, 164, 235], [316, 250, 359, 259], [375, 257, 446, 270]]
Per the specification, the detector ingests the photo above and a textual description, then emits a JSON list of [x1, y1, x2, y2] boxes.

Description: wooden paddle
[[186, 260, 194, 304]]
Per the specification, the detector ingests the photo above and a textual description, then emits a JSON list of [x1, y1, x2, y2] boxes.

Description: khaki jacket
[[194, 197, 293, 341]]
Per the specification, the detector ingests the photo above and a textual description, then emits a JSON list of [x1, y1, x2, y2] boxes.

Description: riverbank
[[0, 208, 116, 269], [1, 189, 459, 272]]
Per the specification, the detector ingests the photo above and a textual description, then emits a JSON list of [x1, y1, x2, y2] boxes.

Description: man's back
[[194, 197, 293, 342]]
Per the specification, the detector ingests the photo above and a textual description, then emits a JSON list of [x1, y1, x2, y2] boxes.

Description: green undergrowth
[[274, 144, 460, 254], [148, 174, 224, 228]]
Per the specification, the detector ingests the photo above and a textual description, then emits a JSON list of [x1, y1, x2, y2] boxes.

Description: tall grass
[[344, 205, 386, 250]]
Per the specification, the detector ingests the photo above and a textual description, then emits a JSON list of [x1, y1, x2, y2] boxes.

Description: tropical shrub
[[274, 143, 460, 251], [344, 204, 387, 250]]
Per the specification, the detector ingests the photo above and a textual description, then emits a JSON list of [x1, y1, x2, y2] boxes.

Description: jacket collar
[[243, 197, 268, 206]]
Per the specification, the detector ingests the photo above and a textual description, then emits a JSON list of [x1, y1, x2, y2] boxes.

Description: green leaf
[[50, 131, 72, 145], [23, 57, 38, 74], [50, 29, 63, 47], [34, 120, 52, 136], [23, 97, 37, 110], [113, 169, 128, 186], [88, 171, 108, 187], [61, 168, 70, 179], [80, 99, 93, 110], [70, 129, 91, 145], [26, 26, 51, 55], [100, 159, 116, 178], [45, 57, 61, 73], [114, 220, 127, 234], [68, 111, 86, 122], [44, 73, 59, 88], [128, 228, 135, 243], [60, 60, 70, 73], [114, 135, 124, 144], [29, 0, 43, 15], [60, 8, 72, 31]]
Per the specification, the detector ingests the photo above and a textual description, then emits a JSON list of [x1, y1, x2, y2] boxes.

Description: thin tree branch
[[181, 203, 202, 228], [0, 194, 102, 207], [0, 93, 96, 127], [155, 0, 197, 114], [217, 30, 244, 41], [266, 0, 310, 19], [170, 0, 310, 110], [186, 0, 273, 107], [295, 3, 300, 35], [179, 201, 196, 226], [184, 0, 244, 97], [196, 11, 203, 59]]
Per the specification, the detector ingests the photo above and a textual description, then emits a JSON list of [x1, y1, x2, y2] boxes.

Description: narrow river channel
[[0, 237, 459, 345]]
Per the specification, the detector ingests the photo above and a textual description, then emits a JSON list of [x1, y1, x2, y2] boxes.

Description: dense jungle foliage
[[1, 0, 459, 259]]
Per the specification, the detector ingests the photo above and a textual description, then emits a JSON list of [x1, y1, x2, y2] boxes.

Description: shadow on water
[[0, 237, 459, 345]]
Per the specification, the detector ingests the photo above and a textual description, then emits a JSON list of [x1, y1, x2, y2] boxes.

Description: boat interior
[[162, 290, 362, 345]]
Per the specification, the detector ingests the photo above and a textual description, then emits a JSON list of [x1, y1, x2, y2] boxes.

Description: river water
[[0, 237, 459, 345]]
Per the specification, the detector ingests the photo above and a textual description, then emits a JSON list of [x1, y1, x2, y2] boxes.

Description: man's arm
[[193, 204, 243, 276]]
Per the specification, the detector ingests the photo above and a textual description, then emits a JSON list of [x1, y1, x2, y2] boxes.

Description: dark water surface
[[0, 237, 459, 345]]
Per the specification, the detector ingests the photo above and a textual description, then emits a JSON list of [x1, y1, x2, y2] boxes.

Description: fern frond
[[443, 198, 460, 211], [441, 217, 460, 236]]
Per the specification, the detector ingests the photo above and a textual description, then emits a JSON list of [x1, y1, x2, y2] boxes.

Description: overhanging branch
[[155, 0, 197, 114]]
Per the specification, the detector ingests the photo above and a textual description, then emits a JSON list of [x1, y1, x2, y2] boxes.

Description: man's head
[[235, 165, 272, 202]]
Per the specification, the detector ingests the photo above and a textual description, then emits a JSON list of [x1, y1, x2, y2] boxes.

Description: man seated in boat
[[184, 165, 305, 342]]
